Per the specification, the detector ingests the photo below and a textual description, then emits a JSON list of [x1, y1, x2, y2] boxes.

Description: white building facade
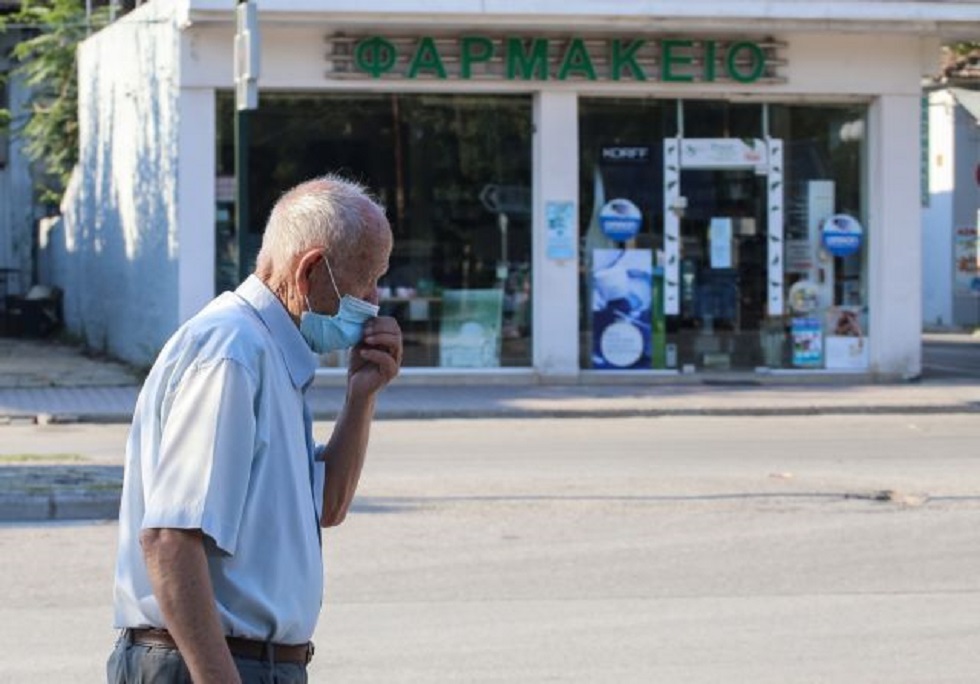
[[922, 87, 980, 329], [51, 0, 980, 380]]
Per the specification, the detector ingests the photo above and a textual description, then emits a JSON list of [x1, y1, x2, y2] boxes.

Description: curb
[[2, 401, 980, 425], [363, 403, 980, 420], [0, 492, 120, 523], [0, 465, 123, 523]]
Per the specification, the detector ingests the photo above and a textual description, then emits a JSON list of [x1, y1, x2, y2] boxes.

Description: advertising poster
[[592, 248, 653, 369], [954, 224, 980, 295], [791, 317, 823, 368], [439, 289, 504, 368], [824, 307, 869, 370], [546, 201, 576, 261]]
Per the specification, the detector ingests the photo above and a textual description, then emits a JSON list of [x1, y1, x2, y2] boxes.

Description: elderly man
[[107, 175, 402, 683]]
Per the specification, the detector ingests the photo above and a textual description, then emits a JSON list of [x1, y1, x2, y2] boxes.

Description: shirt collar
[[235, 275, 318, 390]]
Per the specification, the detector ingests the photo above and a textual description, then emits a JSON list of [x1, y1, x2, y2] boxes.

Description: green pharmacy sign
[[329, 35, 782, 84]]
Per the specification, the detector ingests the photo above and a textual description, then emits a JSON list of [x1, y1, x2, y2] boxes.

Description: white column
[[869, 94, 921, 378], [176, 88, 216, 323], [532, 91, 579, 379], [921, 91, 955, 327]]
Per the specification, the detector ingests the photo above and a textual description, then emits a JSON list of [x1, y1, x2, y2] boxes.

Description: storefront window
[[216, 92, 533, 368], [578, 98, 867, 372], [770, 104, 868, 371]]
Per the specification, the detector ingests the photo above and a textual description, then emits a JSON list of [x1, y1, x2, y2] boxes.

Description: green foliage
[[951, 42, 980, 55], [0, 1, 109, 204]]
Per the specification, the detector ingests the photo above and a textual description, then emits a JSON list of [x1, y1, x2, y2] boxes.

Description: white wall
[[181, 25, 929, 101], [922, 90, 955, 327], [922, 90, 980, 329], [952, 101, 980, 326], [55, 2, 181, 365], [532, 91, 579, 378], [176, 87, 216, 324], [869, 93, 922, 378], [184, 0, 980, 32]]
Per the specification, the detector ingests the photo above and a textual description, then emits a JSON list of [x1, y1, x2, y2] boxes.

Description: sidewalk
[[1, 335, 978, 523], [2, 336, 980, 423]]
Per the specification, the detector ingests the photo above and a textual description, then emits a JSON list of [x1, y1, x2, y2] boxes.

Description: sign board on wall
[[680, 139, 767, 169], [327, 35, 785, 83]]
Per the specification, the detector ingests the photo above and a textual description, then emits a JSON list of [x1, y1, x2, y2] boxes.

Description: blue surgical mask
[[299, 253, 379, 354]]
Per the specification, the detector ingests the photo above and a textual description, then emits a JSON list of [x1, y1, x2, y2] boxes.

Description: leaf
[[1, 1, 112, 200]]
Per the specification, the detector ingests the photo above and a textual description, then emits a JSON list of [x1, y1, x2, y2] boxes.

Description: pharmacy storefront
[[73, 1, 979, 378]]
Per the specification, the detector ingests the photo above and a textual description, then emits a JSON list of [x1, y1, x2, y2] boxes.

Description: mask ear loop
[[321, 251, 344, 302]]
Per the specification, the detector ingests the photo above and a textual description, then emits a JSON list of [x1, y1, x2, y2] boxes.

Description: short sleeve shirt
[[112, 276, 325, 644]]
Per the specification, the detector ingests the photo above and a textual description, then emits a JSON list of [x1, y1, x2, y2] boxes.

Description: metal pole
[[234, 0, 251, 284], [235, 108, 250, 284]]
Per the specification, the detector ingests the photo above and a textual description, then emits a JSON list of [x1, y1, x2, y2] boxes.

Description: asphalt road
[[1, 415, 979, 683], [922, 332, 980, 379]]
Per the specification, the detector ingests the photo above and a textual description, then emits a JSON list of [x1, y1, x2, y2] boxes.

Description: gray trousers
[[106, 633, 308, 684]]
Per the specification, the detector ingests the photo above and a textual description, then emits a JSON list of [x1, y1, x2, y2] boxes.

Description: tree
[[0, 1, 108, 204], [938, 41, 980, 85]]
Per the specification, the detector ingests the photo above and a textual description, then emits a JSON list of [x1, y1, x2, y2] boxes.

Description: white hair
[[256, 174, 384, 276]]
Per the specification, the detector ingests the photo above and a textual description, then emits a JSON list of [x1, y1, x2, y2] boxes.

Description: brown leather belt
[[128, 628, 314, 666]]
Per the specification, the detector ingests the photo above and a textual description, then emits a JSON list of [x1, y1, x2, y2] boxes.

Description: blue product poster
[[791, 317, 823, 367], [592, 248, 653, 369]]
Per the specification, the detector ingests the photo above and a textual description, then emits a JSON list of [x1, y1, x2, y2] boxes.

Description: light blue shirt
[[113, 275, 326, 644]]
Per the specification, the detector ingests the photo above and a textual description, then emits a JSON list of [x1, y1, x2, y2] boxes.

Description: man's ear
[[294, 249, 323, 298]]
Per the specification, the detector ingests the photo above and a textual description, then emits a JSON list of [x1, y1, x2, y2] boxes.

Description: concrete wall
[[952, 101, 980, 326], [52, 2, 181, 365]]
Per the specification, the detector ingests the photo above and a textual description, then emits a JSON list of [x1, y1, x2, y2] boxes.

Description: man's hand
[[348, 316, 402, 397], [321, 316, 401, 527]]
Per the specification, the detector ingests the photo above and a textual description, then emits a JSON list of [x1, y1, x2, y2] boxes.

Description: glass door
[[673, 168, 768, 370], [663, 137, 784, 371]]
